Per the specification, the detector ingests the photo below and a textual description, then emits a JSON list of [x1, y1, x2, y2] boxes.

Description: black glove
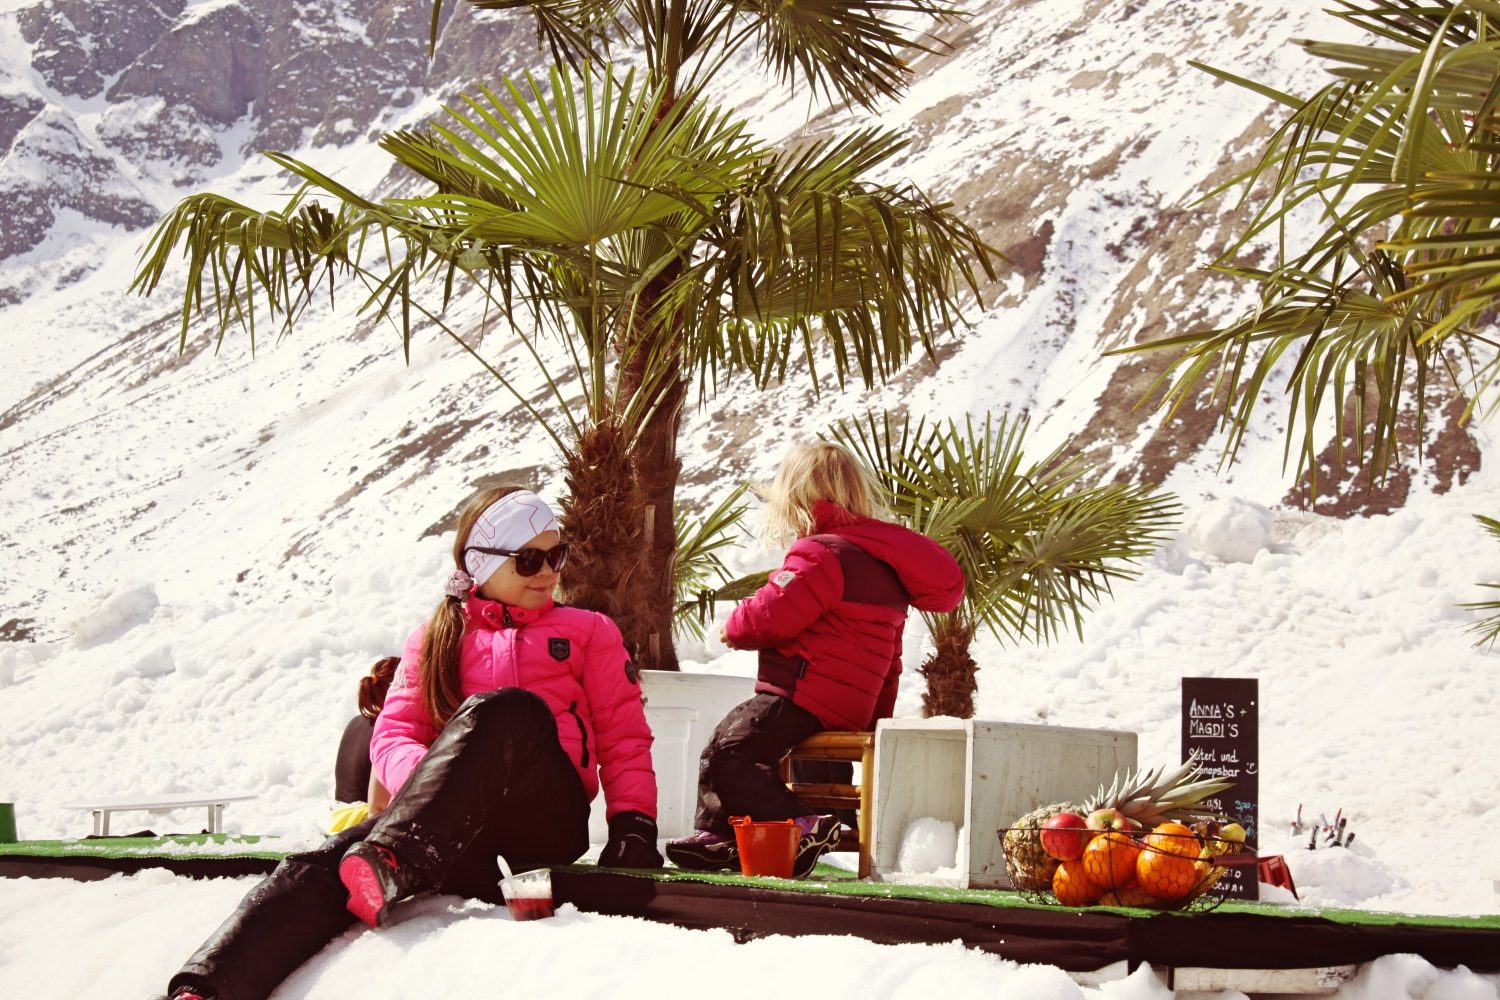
[[599, 810, 663, 868]]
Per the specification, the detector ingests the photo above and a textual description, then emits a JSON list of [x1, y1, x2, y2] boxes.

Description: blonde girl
[[667, 443, 964, 878]]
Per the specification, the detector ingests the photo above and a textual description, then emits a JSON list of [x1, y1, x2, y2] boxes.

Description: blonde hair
[[758, 442, 888, 548], [419, 485, 525, 727]]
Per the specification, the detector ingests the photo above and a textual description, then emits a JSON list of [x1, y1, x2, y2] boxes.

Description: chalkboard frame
[[1181, 676, 1259, 901]]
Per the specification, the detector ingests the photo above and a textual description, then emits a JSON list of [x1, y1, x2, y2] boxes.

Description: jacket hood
[[811, 501, 965, 613]]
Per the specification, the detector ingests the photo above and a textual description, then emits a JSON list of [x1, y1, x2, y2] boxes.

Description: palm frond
[[667, 126, 1002, 395], [736, 0, 966, 109], [671, 484, 757, 639], [1132, 3, 1500, 486], [433, 0, 624, 65], [398, 66, 755, 247], [1462, 513, 1500, 649], [829, 412, 1180, 645]]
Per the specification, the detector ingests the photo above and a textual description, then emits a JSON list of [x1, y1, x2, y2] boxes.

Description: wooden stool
[[778, 731, 874, 878]]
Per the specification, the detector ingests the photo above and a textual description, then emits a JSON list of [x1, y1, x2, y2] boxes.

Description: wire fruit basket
[[998, 822, 1246, 913]]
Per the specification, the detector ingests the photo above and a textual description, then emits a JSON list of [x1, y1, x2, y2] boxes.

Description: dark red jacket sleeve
[[724, 539, 844, 650]]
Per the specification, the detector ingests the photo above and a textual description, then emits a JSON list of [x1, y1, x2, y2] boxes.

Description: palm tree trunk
[[618, 333, 685, 672], [919, 614, 978, 719], [559, 418, 657, 663]]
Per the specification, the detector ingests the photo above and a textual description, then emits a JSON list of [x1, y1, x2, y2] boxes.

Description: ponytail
[[418, 597, 468, 728], [358, 656, 401, 719]]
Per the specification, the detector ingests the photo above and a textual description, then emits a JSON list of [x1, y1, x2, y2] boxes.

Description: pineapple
[[1002, 753, 1233, 892], [1003, 801, 1079, 890]]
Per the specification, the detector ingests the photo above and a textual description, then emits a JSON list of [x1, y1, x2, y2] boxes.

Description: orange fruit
[[1136, 847, 1209, 901], [1144, 822, 1201, 859], [1099, 885, 1158, 907], [1052, 859, 1103, 907], [1081, 830, 1140, 891]]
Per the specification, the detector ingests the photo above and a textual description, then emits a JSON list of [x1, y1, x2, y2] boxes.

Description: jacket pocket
[[567, 701, 590, 767]]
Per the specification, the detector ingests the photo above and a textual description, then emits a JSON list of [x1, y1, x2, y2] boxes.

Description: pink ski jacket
[[724, 501, 965, 730], [372, 596, 657, 821]]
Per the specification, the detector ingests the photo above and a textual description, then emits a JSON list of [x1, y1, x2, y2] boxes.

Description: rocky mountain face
[[0, 1, 550, 279], [0, 0, 1484, 640]]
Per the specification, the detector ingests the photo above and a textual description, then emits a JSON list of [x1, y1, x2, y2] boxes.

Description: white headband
[[460, 490, 560, 587]]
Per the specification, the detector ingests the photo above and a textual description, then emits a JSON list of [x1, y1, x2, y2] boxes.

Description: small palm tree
[[1463, 514, 1500, 649], [1124, 1, 1500, 491], [832, 413, 1180, 718], [132, 1, 1002, 670], [671, 484, 754, 642]]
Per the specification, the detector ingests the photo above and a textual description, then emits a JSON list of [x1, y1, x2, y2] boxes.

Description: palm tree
[[132, 1, 1002, 670], [1463, 515, 1500, 649], [1123, 0, 1500, 492], [832, 413, 1180, 717]]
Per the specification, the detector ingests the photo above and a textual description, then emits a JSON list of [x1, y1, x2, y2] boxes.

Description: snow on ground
[[4, 0, 1500, 996], [5, 472, 1500, 998], [3, 874, 1497, 1000]]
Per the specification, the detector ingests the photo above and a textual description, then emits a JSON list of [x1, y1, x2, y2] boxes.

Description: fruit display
[[999, 756, 1243, 909]]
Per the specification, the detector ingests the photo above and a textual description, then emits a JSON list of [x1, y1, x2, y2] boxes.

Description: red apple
[[1040, 811, 1091, 860], [1086, 808, 1142, 834]]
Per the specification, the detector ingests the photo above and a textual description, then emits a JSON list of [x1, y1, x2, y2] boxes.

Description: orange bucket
[[730, 816, 798, 878]]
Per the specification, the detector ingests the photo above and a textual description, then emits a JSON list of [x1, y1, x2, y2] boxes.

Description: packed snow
[[4, 0, 1500, 997]]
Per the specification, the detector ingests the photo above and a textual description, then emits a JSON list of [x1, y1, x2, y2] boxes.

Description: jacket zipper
[[567, 701, 590, 767]]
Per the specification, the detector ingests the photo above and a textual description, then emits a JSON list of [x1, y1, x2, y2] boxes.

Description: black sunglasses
[[464, 542, 569, 578]]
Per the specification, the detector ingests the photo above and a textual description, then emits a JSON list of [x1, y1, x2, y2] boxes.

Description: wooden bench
[[63, 792, 257, 837], [779, 731, 874, 878]]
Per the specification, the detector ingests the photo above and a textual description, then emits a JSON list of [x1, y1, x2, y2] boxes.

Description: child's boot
[[665, 829, 739, 871], [339, 840, 419, 928], [791, 814, 842, 878]]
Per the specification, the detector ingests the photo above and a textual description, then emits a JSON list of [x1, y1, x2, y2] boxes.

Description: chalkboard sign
[[1181, 677, 1259, 901]]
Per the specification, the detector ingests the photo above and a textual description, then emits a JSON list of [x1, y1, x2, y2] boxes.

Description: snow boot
[[791, 814, 842, 878], [339, 841, 416, 928], [665, 829, 739, 871]]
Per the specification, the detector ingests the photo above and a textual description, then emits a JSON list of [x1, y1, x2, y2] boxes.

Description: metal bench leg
[[208, 804, 225, 834], [93, 810, 108, 837]]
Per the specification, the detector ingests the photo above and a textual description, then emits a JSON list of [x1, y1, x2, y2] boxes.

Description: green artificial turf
[[0, 834, 285, 860], [5, 835, 1497, 932], [560, 863, 1500, 931]]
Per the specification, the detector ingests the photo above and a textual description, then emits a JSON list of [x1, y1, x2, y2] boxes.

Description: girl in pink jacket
[[167, 486, 660, 1000], [666, 444, 964, 878]]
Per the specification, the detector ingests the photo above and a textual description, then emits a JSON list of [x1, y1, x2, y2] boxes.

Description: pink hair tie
[[443, 569, 474, 599]]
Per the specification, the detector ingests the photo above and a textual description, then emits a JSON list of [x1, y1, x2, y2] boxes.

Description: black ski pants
[[692, 692, 853, 833], [169, 688, 591, 1000]]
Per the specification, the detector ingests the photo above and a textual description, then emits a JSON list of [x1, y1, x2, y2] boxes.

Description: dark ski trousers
[[170, 688, 591, 1000], [692, 692, 852, 834]]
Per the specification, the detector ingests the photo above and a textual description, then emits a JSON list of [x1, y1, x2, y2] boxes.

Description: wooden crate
[[871, 718, 1137, 888]]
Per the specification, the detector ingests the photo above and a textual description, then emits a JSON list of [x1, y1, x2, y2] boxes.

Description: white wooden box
[[871, 718, 1137, 888], [588, 669, 755, 842]]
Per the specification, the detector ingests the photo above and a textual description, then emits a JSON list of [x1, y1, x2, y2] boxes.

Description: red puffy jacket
[[724, 501, 965, 730]]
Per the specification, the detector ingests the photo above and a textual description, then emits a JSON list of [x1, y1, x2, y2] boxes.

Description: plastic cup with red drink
[[497, 856, 555, 921]]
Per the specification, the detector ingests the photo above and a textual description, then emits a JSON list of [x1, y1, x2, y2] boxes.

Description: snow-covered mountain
[[1, 0, 1484, 646], [4, 0, 1500, 949]]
